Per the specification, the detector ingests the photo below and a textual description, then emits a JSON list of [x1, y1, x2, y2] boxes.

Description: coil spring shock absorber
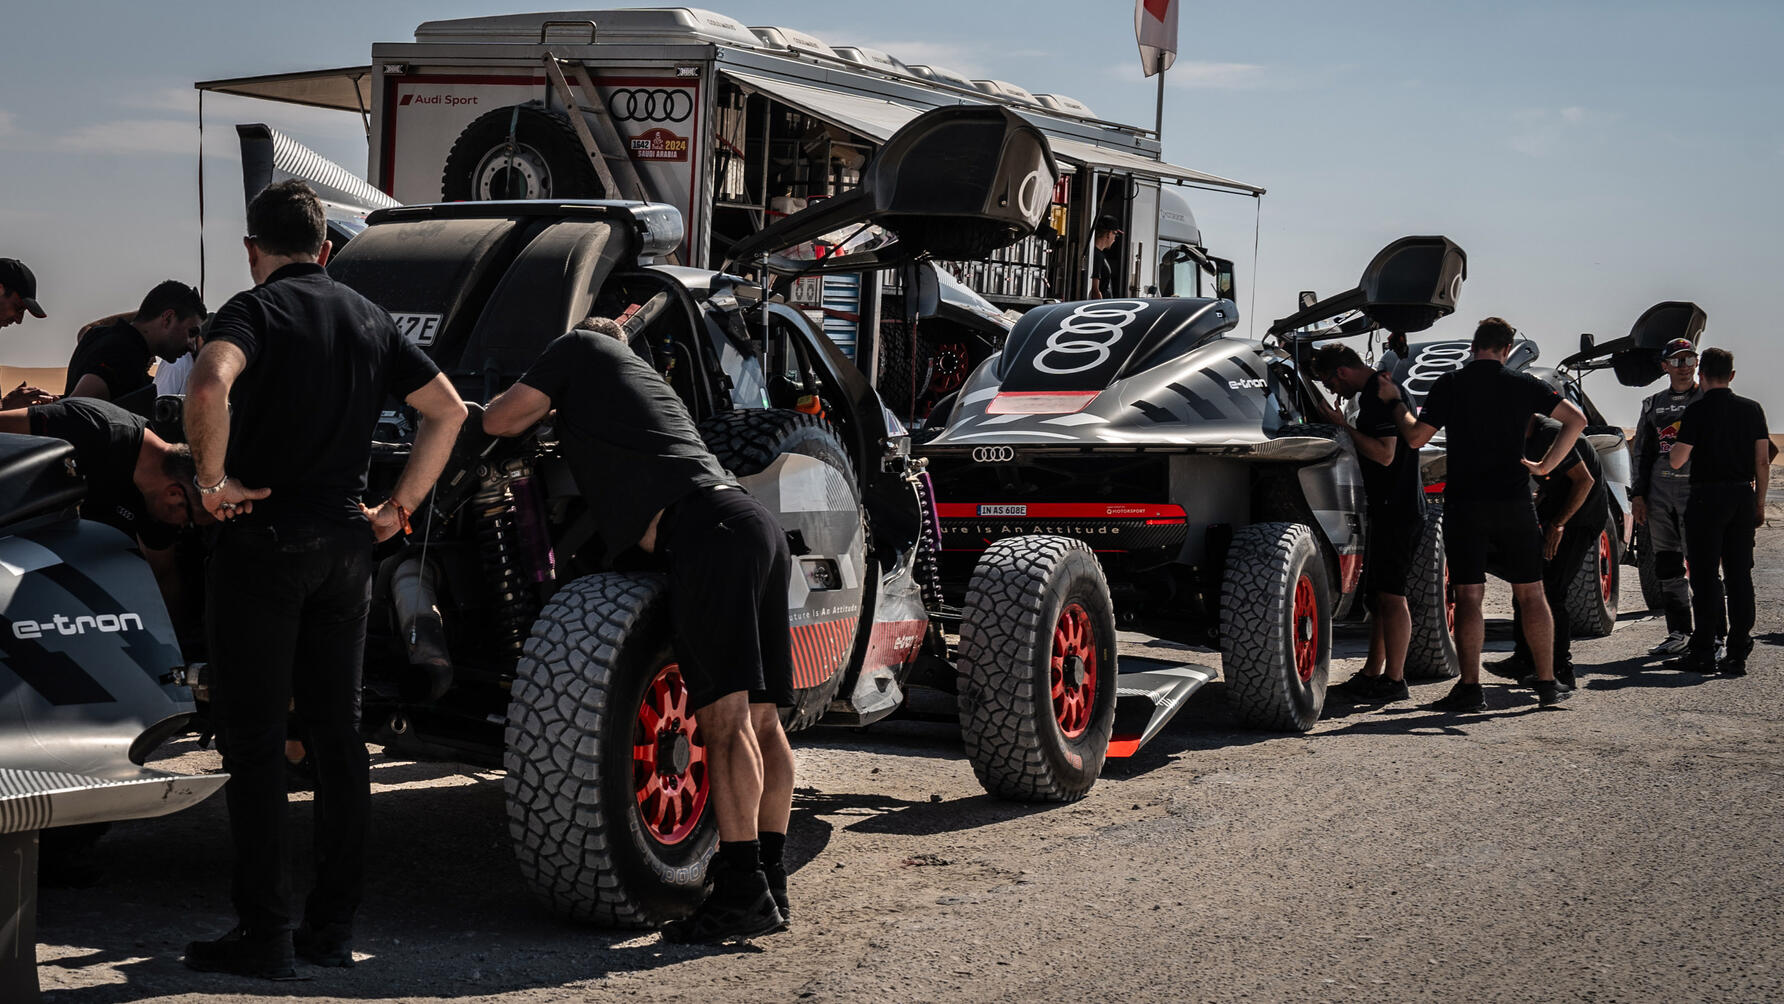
[[914, 466, 945, 610], [473, 482, 539, 652]]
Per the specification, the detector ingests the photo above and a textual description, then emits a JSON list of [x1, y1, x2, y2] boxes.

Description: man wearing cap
[[1629, 338, 1704, 656], [1090, 216, 1123, 298], [1665, 347, 1769, 676], [0, 257, 46, 329], [63, 280, 207, 409]]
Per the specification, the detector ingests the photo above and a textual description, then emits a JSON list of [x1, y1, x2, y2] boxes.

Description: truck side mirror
[[1211, 257, 1237, 302]]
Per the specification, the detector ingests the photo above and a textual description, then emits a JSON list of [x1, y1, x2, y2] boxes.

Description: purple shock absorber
[[508, 476, 557, 584]]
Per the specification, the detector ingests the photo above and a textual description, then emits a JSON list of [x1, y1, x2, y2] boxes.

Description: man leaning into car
[[482, 315, 796, 944], [181, 179, 466, 980], [1378, 316, 1589, 711]]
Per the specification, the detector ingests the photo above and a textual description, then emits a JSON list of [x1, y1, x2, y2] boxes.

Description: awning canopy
[[195, 66, 374, 114], [719, 67, 1262, 196], [720, 68, 922, 143]]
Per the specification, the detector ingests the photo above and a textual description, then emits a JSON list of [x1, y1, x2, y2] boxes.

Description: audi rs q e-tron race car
[[920, 237, 1470, 748], [1389, 301, 1693, 638], [0, 435, 226, 999]]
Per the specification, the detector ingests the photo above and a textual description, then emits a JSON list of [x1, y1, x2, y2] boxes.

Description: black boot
[[294, 920, 355, 968], [183, 926, 301, 980]]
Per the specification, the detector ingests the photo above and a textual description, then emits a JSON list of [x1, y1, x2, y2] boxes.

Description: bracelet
[[194, 474, 229, 496], [392, 501, 413, 536]]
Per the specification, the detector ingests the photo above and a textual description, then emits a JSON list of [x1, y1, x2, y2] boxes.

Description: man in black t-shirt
[[483, 316, 795, 944], [1313, 343, 1424, 702], [63, 280, 207, 408], [181, 180, 466, 980], [1380, 317, 1589, 711], [1666, 347, 1770, 675], [0, 396, 205, 610], [1493, 418, 1603, 688], [1090, 216, 1122, 298]]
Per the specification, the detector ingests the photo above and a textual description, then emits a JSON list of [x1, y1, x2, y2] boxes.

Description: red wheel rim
[[1050, 603, 1098, 739], [631, 662, 709, 846], [1597, 531, 1614, 604], [1292, 574, 1319, 683]]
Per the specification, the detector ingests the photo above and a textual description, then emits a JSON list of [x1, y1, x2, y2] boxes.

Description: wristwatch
[[195, 474, 230, 496]]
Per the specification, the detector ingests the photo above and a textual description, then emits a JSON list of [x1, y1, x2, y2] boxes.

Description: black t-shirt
[[1355, 371, 1424, 513], [1677, 387, 1770, 485], [28, 397, 177, 549], [206, 263, 438, 521], [1525, 418, 1605, 528], [1417, 359, 1563, 501], [1093, 249, 1114, 296], [64, 320, 153, 401], [518, 329, 736, 553]]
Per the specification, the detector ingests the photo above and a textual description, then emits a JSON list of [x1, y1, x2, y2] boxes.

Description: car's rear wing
[[1268, 236, 1468, 340], [1558, 301, 1706, 387]]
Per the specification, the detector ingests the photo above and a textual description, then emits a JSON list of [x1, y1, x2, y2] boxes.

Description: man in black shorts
[[1379, 317, 1588, 710], [482, 316, 794, 943], [1490, 417, 1603, 689], [1313, 343, 1422, 702], [1666, 347, 1769, 675], [64, 280, 207, 407]]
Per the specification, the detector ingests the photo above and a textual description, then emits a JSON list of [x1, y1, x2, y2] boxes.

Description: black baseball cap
[[0, 259, 45, 317], [1094, 215, 1123, 234]]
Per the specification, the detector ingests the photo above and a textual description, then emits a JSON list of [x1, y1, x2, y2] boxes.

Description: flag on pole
[[1136, 0, 1179, 77]]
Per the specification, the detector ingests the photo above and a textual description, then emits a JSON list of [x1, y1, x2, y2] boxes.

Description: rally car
[[919, 237, 1471, 741]]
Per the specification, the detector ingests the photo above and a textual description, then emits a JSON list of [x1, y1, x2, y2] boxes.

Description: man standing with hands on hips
[[1377, 317, 1589, 711], [181, 179, 466, 980], [1665, 347, 1769, 676]]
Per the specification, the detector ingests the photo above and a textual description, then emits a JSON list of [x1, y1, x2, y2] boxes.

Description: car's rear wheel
[[1405, 506, 1460, 679], [1220, 522, 1330, 731], [1565, 510, 1620, 638], [956, 535, 1118, 802], [506, 573, 714, 927]]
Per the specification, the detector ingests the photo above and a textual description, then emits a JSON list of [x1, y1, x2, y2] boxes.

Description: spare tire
[[698, 409, 866, 733], [441, 102, 603, 201]]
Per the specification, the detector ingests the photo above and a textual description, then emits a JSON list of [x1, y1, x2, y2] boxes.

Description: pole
[[1153, 52, 1166, 140]]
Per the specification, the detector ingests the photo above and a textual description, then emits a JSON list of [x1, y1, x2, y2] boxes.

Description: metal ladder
[[540, 46, 647, 202]]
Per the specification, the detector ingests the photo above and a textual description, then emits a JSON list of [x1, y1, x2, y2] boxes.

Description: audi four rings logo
[[607, 88, 693, 123], [971, 446, 1016, 463], [1032, 300, 1148, 375]]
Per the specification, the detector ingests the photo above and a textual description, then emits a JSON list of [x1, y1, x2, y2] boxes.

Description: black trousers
[[1511, 521, 1598, 672], [207, 515, 374, 935], [1685, 483, 1757, 658]]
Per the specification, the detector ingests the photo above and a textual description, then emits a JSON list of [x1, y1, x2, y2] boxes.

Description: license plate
[[979, 504, 1027, 516]]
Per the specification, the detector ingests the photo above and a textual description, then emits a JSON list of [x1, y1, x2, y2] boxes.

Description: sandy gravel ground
[[36, 519, 1784, 1003]]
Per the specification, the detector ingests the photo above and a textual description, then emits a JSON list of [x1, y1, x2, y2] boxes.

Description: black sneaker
[[1555, 665, 1576, 690], [1336, 671, 1387, 700], [1663, 653, 1718, 674], [660, 870, 787, 944], [294, 921, 355, 968], [1429, 682, 1486, 713], [1369, 676, 1410, 702], [761, 862, 790, 924], [1485, 655, 1534, 681], [1533, 679, 1573, 708], [183, 926, 302, 981]]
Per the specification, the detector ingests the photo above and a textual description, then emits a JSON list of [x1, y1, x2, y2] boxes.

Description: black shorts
[[659, 485, 795, 710], [1363, 506, 1419, 597], [1443, 498, 1543, 586]]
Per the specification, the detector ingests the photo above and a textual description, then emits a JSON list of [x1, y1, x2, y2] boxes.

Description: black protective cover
[[726, 105, 1059, 273], [0, 434, 84, 533]]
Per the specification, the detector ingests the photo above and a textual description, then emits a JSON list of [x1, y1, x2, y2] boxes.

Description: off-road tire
[[1404, 506, 1460, 679], [1565, 510, 1620, 638], [506, 573, 713, 927], [442, 102, 603, 201], [1634, 521, 1664, 611], [697, 408, 863, 732], [956, 535, 1117, 802], [1220, 522, 1330, 731]]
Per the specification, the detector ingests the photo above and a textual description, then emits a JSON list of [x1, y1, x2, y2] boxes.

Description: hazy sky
[[3, 1, 1779, 422]]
